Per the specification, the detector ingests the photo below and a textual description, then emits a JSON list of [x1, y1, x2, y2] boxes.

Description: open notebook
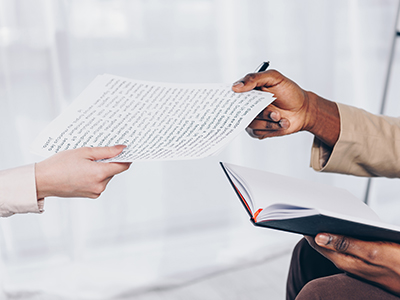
[[221, 162, 400, 242]]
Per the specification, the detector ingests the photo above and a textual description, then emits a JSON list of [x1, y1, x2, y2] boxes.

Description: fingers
[[315, 233, 349, 251], [100, 162, 131, 178], [305, 235, 366, 273], [314, 233, 399, 267], [87, 161, 131, 198], [248, 117, 290, 130], [315, 233, 371, 256], [246, 108, 290, 138], [308, 234, 400, 295], [232, 69, 285, 93], [87, 176, 115, 199], [80, 145, 131, 179], [232, 69, 309, 140], [83, 145, 127, 161], [247, 120, 290, 137], [315, 234, 374, 266], [73, 162, 131, 199]]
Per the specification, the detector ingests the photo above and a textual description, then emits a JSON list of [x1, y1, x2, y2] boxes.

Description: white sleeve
[[0, 164, 44, 217]]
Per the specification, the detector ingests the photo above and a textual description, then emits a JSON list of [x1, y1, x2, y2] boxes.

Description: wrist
[[304, 91, 340, 148], [302, 91, 318, 133], [35, 162, 51, 200]]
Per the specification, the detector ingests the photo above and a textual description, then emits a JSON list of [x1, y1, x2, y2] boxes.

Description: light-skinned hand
[[35, 145, 131, 199]]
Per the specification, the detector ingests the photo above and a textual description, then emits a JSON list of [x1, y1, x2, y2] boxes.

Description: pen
[[255, 61, 270, 73]]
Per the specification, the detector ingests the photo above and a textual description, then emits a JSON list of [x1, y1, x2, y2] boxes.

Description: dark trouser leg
[[296, 274, 400, 300], [286, 238, 342, 300], [286, 238, 400, 300]]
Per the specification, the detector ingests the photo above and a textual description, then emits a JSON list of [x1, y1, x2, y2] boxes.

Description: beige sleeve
[[0, 164, 44, 217], [311, 103, 400, 178]]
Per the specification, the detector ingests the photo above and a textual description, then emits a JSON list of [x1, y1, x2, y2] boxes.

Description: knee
[[295, 274, 363, 300], [296, 277, 332, 300], [292, 238, 310, 257], [295, 274, 399, 300]]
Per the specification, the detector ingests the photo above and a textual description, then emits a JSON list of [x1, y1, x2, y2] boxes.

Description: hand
[[305, 233, 400, 296], [232, 70, 340, 147], [232, 70, 310, 137], [35, 145, 131, 199]]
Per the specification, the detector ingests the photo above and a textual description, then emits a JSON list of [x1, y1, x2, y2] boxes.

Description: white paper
[[31, 74, 274, 162]]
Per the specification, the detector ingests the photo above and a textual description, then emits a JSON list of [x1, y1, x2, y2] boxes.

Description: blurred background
[[1, 0, 400, 299]]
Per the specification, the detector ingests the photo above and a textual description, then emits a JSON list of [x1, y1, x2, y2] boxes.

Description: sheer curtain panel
[[0, 0, 399, 299]]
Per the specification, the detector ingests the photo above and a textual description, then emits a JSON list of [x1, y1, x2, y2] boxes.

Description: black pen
[[251, 61, 270, 92], [255, 61, 270, 73]]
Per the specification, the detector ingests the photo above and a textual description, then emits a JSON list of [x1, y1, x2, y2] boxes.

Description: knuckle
[[268, 69, 281, 77], [89, 193, 101, 199], [252, 130, 266, 136], [78, 146, 95, 157], [92, 183, 106, 195], [366, 248, 380, 262], [333, 237, 350, 252], [80, 146, 92, 153], [243, 73, 258, 82], [264, 122, 277, 129]]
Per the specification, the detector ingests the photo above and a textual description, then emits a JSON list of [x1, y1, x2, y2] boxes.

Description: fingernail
[[245, 127, 256, 138], [232, 81, 244, 88], [279, 119, 289, 129], [270, 111, 279, 121], [315, 233, 332, 246]]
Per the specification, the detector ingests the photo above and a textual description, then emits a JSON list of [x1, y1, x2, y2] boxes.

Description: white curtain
[[0, 0, 399, 299]]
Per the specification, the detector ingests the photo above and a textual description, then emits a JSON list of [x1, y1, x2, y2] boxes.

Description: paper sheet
[[31, 74, 274, 162]]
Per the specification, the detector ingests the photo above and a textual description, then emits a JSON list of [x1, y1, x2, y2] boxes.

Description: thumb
[[315, 233, 351, 252], [232, 70, 284, 93], [86, 145, 127, 161]]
